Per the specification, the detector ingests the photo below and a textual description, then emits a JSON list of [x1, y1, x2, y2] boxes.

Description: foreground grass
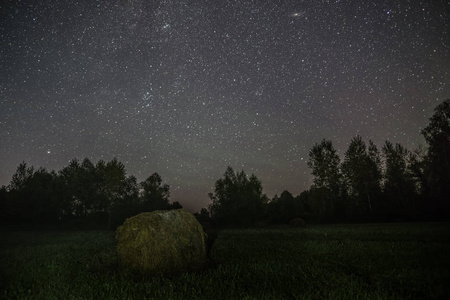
[[0, 223, 449, 299]]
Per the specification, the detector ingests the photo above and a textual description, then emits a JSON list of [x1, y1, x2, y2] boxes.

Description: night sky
[[1, 0, 449, 212]]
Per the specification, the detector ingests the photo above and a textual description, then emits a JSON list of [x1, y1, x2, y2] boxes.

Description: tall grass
[[1, 223, 449, 299]]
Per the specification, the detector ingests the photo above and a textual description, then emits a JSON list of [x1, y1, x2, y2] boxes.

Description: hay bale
[[289, 217, 306, 228], [116, 209, 207, 275]]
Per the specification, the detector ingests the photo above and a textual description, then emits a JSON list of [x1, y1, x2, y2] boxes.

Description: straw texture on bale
[[116, 209, 207, 274]]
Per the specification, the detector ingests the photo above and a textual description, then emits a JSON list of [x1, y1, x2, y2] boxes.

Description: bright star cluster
[[1, 0, 449, 211]]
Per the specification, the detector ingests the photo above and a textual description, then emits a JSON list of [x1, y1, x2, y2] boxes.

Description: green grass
[[1, 223, 449, 299]]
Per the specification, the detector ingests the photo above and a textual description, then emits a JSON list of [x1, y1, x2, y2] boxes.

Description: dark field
[[1, 223, 449, 299]]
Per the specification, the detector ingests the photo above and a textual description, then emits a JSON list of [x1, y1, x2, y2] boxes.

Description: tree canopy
[[208, 166, 268, 227], [342, 136, 382, 218], [1, 158, 179, 229]]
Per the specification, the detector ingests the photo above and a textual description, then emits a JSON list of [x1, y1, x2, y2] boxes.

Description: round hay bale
[[289, 217, 306, 228], [116, 209, 207, 275]]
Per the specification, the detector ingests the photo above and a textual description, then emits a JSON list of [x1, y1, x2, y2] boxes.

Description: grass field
[[1, 222, 449, 299]]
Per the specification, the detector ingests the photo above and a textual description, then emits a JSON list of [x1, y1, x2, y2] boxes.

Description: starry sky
[[1, 0, 449, 212]]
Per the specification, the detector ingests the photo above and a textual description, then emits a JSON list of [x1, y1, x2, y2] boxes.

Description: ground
[[0, 222, 449, 299]]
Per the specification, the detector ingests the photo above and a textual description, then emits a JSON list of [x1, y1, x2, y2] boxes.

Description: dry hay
[[116, 209, 207, 275]]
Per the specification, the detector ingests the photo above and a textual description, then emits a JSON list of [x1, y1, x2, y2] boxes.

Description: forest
[[1, 99, 449, 229]]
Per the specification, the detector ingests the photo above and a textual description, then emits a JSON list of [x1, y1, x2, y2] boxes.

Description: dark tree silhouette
[[94, 158, 137, 227], [194, 207, 211, 226], [307, 139, 343, 221], [296, 190, 314, 222], [58, 158, 97, 218], [140, 173, 170, 212], [268, 190, 305, 224], [6, 162, 35, 221], [25, 168, 60, 223], [58, 158, 82, 219], [109, 175, 140, 229], [168, 201, 183, 210], [8, 161, 34, 191], [2, 158, 174, 228], [208, 166, 267, 227], [382, 141, 418, 219], [342, 136, 382, 219], [78, 158, 97, 217], [58, 157, 142, 227], [4, 164, 60, 224], [421, 99, 450, 216]]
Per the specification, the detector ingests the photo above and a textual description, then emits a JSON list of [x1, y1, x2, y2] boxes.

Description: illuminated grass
[[1, 223, 449, 299]]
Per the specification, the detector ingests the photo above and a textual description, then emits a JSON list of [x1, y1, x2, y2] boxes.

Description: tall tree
[[209, 166, 267, 227], [382, 141, 418, 217], [58, 157, 132, 221], [209, 166, 239, 226], [421, 99, 450, 212], [6, 162, 35, 221], [109, 174, 140, 228], [367, 140, 384, 215], [94, 158, 128, 214], [78, 158, 97, 216], [58, 158, 82, 219], [307, 139, 343, 221], [342, 136, 382, 219], [26, 168, 60, 223], [140, 173, 170, 211], [5, 164, 61, 223], [8, 161, 34, 192]]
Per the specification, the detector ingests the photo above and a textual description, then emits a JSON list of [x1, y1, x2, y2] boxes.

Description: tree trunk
[[367, 193, 372, 213]]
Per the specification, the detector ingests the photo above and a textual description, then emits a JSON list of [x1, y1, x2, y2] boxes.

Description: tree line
[[1, 99, 449, 228], [206, 99, 449, 226], [0, 158, 181, 229]]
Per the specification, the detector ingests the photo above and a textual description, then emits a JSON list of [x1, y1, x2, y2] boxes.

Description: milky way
[[1, 0, 449, 211]]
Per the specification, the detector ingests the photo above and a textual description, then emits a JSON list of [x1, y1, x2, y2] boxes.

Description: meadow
[[1, 222, 449, 299]]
